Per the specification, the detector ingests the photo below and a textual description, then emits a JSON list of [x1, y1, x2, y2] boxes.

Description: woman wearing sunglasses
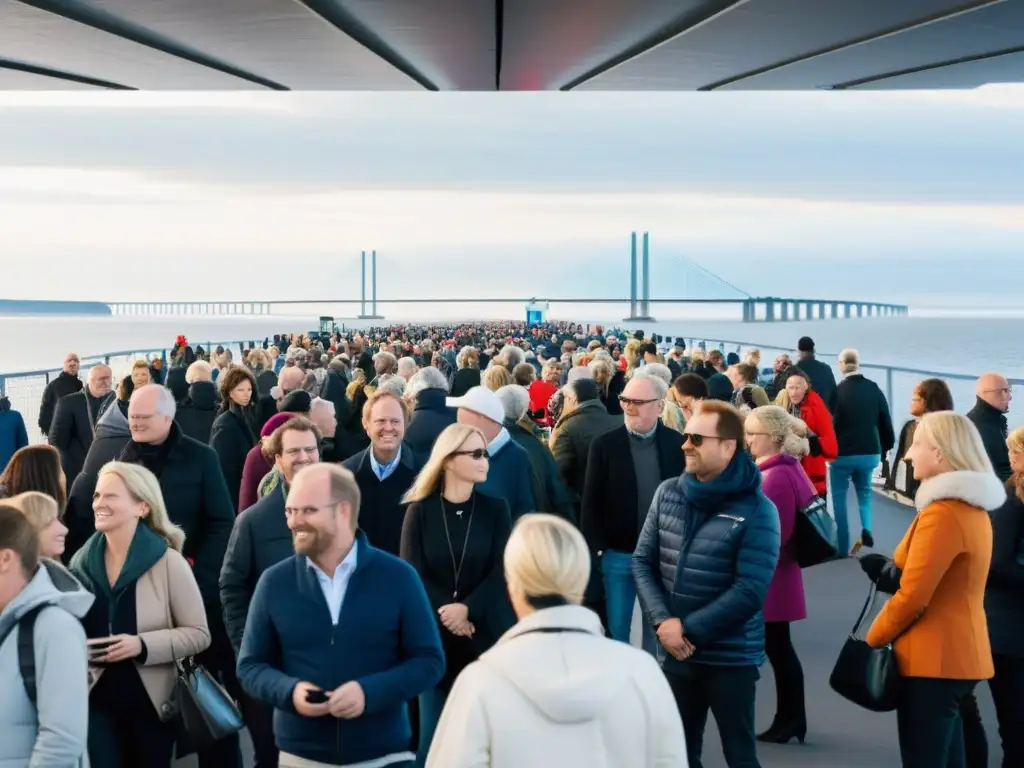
[[400, 423, 515, 766]]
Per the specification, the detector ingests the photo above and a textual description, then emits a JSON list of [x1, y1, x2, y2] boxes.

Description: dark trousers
[[896, 677, 979, 768], [989, 653, 1024, 768], [240, 690, 279, 768], [959, 692, 989, 768], [764, 621, 805, 726], [666, 663, 761, 768], [89, 704, 176, 768], [196, 627, 243, 768]]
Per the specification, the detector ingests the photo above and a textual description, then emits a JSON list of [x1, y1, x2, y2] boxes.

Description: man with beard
[[237, 463, 443, 768], [221, 416, 322, 768]]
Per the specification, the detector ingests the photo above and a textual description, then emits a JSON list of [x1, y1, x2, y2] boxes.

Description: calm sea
[[3, 311, 1023, 430]]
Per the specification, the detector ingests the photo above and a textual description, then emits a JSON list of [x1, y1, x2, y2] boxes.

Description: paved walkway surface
[[177, 489, 1005, 767]]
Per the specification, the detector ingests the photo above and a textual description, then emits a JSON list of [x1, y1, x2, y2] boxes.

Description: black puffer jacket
[[405, 388, 457, 463]]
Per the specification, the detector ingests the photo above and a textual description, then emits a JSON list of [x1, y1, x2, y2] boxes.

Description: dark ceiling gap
[[832, 43, 1024, 88], [495, 0, 504, 90], [0, 56, 134, 89], [699, 0, 1008, 90], [15, 0, 287, 89]]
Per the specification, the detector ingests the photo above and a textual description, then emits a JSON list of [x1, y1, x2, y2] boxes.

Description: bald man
[[48, 364, 114, 484], [256, 364, 307, 431], [968, 372, 1013, 482]]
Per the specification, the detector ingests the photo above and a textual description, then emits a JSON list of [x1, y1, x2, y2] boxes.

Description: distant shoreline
[[0, 300, 111, 316]]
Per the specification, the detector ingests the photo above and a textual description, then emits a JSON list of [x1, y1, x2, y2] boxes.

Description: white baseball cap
[[446, 386, 505, 425]]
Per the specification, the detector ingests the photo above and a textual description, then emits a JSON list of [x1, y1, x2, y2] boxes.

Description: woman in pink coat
[[237, 412, 294, 512], [745, 405, 814, 746]]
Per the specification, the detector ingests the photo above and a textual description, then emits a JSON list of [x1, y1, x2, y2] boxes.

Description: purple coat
[[758, 453, 811, 623]]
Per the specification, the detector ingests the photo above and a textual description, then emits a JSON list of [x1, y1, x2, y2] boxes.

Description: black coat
[[833, 373, 895, 458], [38, 371, 82, 436], [255, 368, 278, 397], [220, 484, 293, 652], [400, 490, 514, 689], [47, 389, 112, 484], [342, 445, 420, 556], [405, 388, 457, 463], [451, 368, 480, 398], [986, 488, 1024, 658], [210, 408, 258, 512], [968, 398, 1012, 483], [507, 421, 575, 523], [581, 424, 685, 553], [175, 381, 219, 444], [65, 424, 235, 614]]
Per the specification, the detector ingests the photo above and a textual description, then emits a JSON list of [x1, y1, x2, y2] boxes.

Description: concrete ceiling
[[0, 0, 1020, 91]]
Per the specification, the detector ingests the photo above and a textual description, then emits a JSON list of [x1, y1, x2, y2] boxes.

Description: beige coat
[[90, 549, 210, 721]]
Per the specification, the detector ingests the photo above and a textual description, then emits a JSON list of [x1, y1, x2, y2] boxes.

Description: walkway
[[176, 489, 1005, 767]]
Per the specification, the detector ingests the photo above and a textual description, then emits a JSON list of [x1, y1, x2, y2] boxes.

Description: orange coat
[[866, 470, 1004, 680]]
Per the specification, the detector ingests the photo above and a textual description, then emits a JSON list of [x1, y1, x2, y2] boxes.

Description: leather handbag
[[793, 493, 840, 567], [172, 656, 244, 757], [829, 584, 902, 712]]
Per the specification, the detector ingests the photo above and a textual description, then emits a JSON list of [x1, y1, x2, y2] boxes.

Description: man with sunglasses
[[581, 375, 683, 648], [633, 400, 780, 768]]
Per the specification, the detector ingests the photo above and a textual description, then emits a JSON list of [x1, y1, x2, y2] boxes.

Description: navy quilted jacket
[[632, 451, 781, 668]]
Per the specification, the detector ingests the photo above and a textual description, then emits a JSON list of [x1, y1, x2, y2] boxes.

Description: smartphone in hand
[[305, 689, 329, 704]]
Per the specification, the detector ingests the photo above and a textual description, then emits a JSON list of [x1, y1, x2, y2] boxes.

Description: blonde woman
[[69, 462, 210, 768], [8, 490, 67, 559], [863, 412, 1003, 767], [400, 423, 514, 765], [744, 406, 813, 744], [483, 364, 513, 392], [426, 514, 686, 767]]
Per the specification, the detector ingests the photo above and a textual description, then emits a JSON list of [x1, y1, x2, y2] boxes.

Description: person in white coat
[[426, 512, 688, 768]]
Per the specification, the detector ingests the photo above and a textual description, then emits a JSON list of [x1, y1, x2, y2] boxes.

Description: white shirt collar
[[488, 427, 511, 457]]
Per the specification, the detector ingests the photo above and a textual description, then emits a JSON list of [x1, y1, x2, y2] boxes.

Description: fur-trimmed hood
[[915, 470, 1007, 512]]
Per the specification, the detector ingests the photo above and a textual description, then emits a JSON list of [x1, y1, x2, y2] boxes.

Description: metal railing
[[0, 340, 250, 445], [690, 338, 1024, 430]]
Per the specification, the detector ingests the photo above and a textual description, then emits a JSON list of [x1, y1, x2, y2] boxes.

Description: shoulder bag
[[828, 583, 902, 712]]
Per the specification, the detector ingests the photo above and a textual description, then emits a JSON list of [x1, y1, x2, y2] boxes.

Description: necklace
[[440, 493, 475, 600]]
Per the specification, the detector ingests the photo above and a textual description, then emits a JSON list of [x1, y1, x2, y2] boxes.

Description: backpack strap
[[17, 604, 47, 708]]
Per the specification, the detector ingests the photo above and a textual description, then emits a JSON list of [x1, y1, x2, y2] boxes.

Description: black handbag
[[793, 493, 840, 567], [172, 657, 245, 757], [829, 584, 902, 712]]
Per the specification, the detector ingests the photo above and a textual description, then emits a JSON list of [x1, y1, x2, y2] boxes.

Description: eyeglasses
[[984, 387, 1013, 395], [452, 448, 488, 460], [619, 395, 661, 407], [681, 433, 728, 447]]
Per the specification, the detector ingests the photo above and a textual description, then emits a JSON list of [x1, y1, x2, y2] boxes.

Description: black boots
[[756, 717, 807, 744]]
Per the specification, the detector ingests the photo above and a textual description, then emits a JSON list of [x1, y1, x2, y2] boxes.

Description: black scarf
[[120, 422, 181, 479]]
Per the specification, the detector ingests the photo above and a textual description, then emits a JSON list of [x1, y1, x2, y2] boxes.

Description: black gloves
[[808, 433, 823, 457], [859, 553, 902, 595]]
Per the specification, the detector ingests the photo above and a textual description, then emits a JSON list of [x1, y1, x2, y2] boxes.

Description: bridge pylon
[[623, 231, 656, 323]]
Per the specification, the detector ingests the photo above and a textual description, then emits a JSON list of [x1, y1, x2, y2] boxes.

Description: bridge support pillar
[[804, 301, 813, 319], [830, 302, 838, 319], [764, 299, 775, 322], [857, 304, 864, 317], [781, 302, 789, 322]]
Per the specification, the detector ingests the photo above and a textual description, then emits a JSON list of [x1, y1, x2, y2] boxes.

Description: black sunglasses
[[681, 433, 728, 447], [452, 448, 488, 460], [618, 395, 661, 407]]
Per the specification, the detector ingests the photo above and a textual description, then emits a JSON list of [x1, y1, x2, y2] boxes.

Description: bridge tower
[[358, 249, 384, 320], [623, 231, 656, 323]]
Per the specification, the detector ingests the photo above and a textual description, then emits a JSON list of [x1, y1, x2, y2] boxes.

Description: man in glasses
[[968, 372, 1013, 482], [633, 400, 780, 768], [581, 375, 683, 648]]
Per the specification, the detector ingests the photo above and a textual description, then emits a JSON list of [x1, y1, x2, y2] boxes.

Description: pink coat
[[758, 453, 811, 623]]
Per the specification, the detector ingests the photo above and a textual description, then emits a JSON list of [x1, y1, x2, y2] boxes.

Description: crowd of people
[[0, 319, 1020, 768]]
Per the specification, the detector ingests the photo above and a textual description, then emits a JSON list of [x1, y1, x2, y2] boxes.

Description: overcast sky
[[1, 88, 1022, 307]]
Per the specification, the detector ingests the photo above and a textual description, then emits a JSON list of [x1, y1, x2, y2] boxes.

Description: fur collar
[[915, 470, 1006, 512]]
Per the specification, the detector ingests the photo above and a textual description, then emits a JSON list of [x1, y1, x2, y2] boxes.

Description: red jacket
[[528, 380, 559, 426], [798, 389, 838, 494]]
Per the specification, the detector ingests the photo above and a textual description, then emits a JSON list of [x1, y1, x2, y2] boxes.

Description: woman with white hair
[[401, 424, 514, 766], [862, 412, 1003, 767], [830, 347, 896, 554], [70, 462, 211, 767], [426, 513, 687, 767]]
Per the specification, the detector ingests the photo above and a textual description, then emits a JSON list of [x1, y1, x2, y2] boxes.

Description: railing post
[[885, 367, 894, 408]]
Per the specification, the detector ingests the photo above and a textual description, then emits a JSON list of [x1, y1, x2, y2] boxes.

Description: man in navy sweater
[[237, 463, 444, 768]]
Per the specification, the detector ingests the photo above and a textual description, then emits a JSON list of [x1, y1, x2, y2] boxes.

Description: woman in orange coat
[[776, 370, 837, 498], [865, 411, 1003, 768]]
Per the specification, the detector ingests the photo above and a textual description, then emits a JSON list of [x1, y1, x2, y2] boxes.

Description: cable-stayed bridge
[[99, 235, 907, 323]]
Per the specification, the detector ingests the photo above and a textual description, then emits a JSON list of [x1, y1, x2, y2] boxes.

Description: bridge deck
[[175, 490, 1003, 767]]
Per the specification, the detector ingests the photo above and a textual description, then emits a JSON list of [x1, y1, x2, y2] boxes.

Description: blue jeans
[[830, 454, 879, 553], [417, 687, 447, 767], [601, 550, 637, 643]]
